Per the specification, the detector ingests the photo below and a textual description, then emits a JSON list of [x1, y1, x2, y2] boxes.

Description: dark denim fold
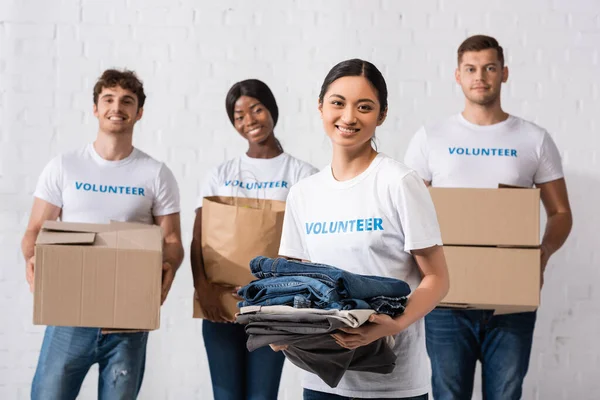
[[238, 257, 410, 316], [249, 256, 411, 299]]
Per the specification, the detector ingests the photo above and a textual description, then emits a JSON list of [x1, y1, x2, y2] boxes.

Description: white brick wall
[[1, 0, 598, 399]]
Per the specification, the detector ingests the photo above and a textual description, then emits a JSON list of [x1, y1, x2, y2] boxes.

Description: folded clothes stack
[[235, 256, 411, 387]]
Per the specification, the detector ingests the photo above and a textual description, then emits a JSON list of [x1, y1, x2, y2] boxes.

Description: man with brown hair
[[404, 35, 572, 399], [21, 69, 184, 399]]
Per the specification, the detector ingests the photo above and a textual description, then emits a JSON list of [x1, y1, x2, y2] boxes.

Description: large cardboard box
[[34, 220, 163, 330], [429, 187, 542, 313], [429, 187, 540, 247], [441, 246, 540, 312]]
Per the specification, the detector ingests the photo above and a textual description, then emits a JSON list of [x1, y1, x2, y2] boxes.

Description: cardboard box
[[440, 246, 540, 312], [429, 187, 540, 247], [34, 220, 163, 330]]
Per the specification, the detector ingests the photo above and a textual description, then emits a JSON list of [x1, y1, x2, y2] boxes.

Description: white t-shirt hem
[[302, 381, 430, 399], [534, 173, 565, 185], [152, 207, 181, 217], [278, 247, 308, 261], [404, 237, 443, 252]]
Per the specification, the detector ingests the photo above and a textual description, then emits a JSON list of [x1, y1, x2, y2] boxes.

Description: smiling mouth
[[336, 125, 360, 135], [108, 116, 126, 121], [247, 127, 262, 135]]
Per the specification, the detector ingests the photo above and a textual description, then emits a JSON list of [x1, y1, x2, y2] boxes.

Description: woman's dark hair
[[225, 79, 279, 127], [318, 59, 388, 115]]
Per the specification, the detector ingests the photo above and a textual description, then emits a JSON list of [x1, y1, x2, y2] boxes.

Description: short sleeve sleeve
[[34, 155, 63, 208], [196, 166, 221, 210], [396, 171, 443, 251], [278, 187, 310, 260], [152, 164, 181, 216], [295, 161, 319, 184], [403, 127, 432, 182], [534, 131, 564, 184]]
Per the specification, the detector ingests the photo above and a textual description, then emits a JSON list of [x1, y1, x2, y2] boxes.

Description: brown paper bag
[[193, 196, 286, 319]]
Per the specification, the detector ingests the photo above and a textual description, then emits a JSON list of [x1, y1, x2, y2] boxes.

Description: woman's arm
[[333, 245, 449, 349]]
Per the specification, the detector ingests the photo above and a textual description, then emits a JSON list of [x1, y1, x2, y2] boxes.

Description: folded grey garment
[[244, 318, 348, 336], [239, 305, 374, 328], [246, 332, 325, 352], [281, 334, 396, 388]]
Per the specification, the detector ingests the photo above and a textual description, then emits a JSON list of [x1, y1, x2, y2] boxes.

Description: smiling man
[[404, 35, 572, 400], [21, 69, 184, 400]]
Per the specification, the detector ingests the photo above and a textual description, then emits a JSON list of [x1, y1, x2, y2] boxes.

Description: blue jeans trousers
[[31, 326, 148, 400], [203, 320, 285, 400], [425, 309, 537, 400]]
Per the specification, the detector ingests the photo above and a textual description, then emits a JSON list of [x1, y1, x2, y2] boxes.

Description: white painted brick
[[82, 3, 112, 24], [111, 8, 139, 26], [455, 12, 490, 31], [4, 23, 54, 39], [4, 57, 53, 75], [11, 0, 80, 24], [413, 29, 469, 47], [554, 0, 600, 13], [83, 39, 115, 59], [568, 13, 600, 30], [383, 0, 438, 13], [371, 10, 403, 29], [428, 13, 458, 30], [133, 26, 188, 43], [137, 7, 194, 26], [79, 25, 131, 41], [55, 25, 83, 58]]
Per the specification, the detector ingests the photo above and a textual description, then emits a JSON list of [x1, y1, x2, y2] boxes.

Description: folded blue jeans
[[238, 275, 345, 309], [241, 257, 410, 315], [249, 256, 411, 300]]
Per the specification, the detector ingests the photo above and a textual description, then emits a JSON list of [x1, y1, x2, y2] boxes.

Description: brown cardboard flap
[[42, 221, 112, 233], [429, 188, 540, 247], [109, 220, 164, 236], [36, 232, 96, 245], [116, 229, 163, 251]]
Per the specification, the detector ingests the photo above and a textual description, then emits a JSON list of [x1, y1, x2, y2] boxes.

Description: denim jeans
[[239, 275, 344, 309], [31, 326, 148, 400], [203, 320, 285, 400], [242, 257, 410, 315], [425, 309, 537, 400], [249, 256, 411, 300], [303, 388, 428, 400]]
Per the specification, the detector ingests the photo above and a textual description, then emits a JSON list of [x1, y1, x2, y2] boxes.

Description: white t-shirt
[[197, 152, 318, 207], [404, 113, 564, 188], [34, 143, 180, 224], [279, 153, 442, 398]]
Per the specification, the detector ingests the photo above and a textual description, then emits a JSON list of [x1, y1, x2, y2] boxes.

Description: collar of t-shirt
[[324, 153, 385, 190], [241, 152, 287, 167], [456, 113, 518, 133], [87, 143, 139, 167]]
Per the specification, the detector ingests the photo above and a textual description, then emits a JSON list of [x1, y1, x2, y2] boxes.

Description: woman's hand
[[196, 283, 237, 323], [331, 313, 401, 350]]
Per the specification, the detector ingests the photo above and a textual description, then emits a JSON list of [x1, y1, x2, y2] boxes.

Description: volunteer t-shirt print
[[448, 146, 518, 158], [305, 217, 385, 235], [223, 178, 289, 191], [74, 181, 147, 196]]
